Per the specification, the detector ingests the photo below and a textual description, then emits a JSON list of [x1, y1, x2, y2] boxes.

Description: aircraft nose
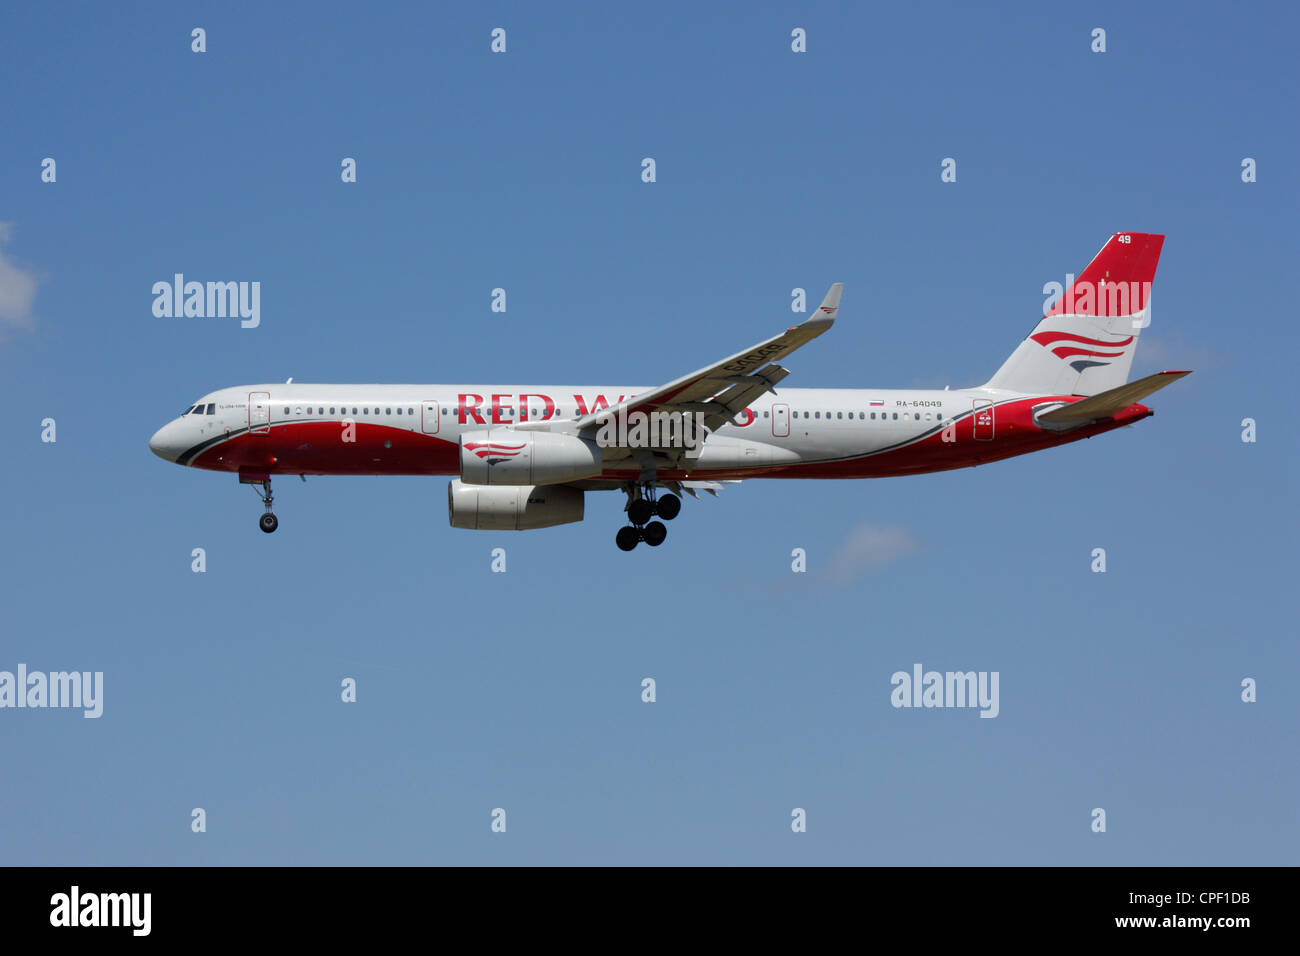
[[149, 421, 186, 462]]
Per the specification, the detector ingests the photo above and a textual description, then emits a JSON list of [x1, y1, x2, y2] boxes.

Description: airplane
[[149, 232, 1189, 551]]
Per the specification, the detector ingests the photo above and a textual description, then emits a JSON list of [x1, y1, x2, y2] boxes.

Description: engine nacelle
[[447, 479, 584, 530], [460, 429, 603, 486]]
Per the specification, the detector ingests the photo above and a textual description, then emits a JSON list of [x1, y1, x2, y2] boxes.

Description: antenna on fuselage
[[286, 377, 293, 384]]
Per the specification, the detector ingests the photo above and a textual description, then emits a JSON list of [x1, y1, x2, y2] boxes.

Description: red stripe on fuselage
[[188, 422, 461, 475], [187, 398, 1151, 481], [591, 398, 1151, 481]]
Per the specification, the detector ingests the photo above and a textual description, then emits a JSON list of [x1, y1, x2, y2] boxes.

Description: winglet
[[800, 283, 842, 333]]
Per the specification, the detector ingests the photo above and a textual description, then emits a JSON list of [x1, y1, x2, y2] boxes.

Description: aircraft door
[[772, 403, 790, 437], [422, 400, 440, 435], [249, 392, 270, 434], [972, 400, 994, 440]]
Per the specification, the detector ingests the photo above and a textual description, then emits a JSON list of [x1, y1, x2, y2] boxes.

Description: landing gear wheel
[[628, 498, 654, 526], [616, 526, 640, 551], [642, 520, 667, 547], [249, 478, 278, 533], [655, 493, 681, 520]]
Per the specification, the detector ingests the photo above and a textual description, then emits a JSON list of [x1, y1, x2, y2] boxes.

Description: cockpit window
[[206, 404, 216, 414], [182, 405, 195, 416]]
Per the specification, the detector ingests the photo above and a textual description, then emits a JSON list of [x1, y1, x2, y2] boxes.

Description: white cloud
[[825, 523, 921, 582], [0, 222, 39, 333]]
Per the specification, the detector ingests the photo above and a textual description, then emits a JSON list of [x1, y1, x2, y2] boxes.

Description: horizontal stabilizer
[[1036, 370, 1191, 425]]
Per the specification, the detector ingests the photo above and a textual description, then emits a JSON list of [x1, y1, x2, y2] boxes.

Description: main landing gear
[[251, 478, 278, 533], [616, 485, 681, 551]]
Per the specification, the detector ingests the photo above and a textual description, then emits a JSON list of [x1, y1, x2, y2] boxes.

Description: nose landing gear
[[250, 478, 278, 533], [615, 485, 682, 550]]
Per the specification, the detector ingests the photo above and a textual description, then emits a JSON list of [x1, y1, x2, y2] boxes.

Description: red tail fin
[[1047, 232, 1164, 319], [986, 233, 1166, 397]]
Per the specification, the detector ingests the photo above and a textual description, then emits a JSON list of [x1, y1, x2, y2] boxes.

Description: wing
[[575, 284, 843, 441]]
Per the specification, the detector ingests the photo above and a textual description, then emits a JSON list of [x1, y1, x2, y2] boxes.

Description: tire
[[643, 520, 667, 547], [655, 494, 681, 520], [259, 513, 279, 534], [616, 526, 640, 551], [627, 499, 654, 525]]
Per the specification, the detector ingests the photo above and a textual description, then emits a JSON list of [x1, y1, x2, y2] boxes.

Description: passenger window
[[307, 407, 313, 415], [330, 407, 336, 415], [915, 413, 920, 420], [363, 408, 369, 415], [294, 406, 302, 415], [837, 412, 843, 419], [892, 413, 898, 420], [815, 412, 820, 419], [763, 410, 769, 418], [397, 408, 403, 415], [386, 408, 392, 415], [283, 407, 289, 415], [408, 408, 414, 416]]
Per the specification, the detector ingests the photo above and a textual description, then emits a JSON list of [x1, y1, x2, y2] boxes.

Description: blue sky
[[1, 1, 1295, 864]]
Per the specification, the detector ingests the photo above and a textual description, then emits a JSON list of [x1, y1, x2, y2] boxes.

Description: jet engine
[[447, 479, 584, 530], [459, 429, 603, 486]]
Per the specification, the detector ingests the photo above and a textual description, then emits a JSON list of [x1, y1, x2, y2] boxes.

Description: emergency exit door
[[772, 403, 790, 437], [422, 401, 440, 434]]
